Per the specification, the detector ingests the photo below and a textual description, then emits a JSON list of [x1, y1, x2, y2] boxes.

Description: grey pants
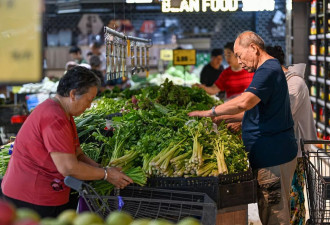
[[256, 157, 297, 225]]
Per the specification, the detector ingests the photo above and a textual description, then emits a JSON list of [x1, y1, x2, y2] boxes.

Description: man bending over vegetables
[[189, 31, 297, 225], [1, 66, 133, 218]]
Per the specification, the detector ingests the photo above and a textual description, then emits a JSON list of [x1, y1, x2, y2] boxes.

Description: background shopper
[[196, 42, 254, 100], [199, 48, 224, 87]]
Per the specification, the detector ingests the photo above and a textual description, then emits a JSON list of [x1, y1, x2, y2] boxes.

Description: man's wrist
[[211, 106, 217, 117]]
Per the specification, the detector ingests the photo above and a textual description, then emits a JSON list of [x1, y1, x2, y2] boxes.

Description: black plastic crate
[[0, 104, 27, 126], [64, 177, 217, 225], [147, 169, 257, 209], [218, 179, 257, 208]]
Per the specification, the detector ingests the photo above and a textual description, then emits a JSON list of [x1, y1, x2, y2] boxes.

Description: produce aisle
[[0, 80, 257, 225]]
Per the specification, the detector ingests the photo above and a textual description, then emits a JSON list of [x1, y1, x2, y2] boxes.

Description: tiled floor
[[248, 203, 262, 225]]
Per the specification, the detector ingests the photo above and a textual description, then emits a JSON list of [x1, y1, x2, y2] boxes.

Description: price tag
[[0, 0, 42, 83], [160, 49, 173, 61], [173, 49, 196, 66], [12, 86, 22, 94]]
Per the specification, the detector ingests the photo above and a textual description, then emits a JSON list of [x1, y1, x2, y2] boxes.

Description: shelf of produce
[[309, 75, 317, 82], [317, 122, 325, 131], [310, 96, 317, 103], [317, 99, 325, 106], [309, 56, 317, 61], [309, 35, 317, 40]]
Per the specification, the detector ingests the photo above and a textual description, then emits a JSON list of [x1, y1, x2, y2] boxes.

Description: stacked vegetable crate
[[147, 168, 257, 209]]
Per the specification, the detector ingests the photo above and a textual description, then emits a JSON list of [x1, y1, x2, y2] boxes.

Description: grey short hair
[[236, 31, 265, 50]]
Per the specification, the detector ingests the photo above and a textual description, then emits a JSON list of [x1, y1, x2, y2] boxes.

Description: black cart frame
[[301, 139, 330, 225]]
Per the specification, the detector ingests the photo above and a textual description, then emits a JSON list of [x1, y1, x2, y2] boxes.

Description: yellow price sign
[[173, 49, 196, 66], [12, 86, 22, 94], [160, 49, 173, 61], [0, 0, 42, 83]]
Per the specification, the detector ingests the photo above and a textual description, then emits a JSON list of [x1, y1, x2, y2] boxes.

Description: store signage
[[162, 0, 275, 13], [0, 0, 42, 83], [160, 49, 173, 61], [242, 0, 275, 11], [173, 49, 196, 66], [126, 0, 153, 3], [162, 0, 238, 12]]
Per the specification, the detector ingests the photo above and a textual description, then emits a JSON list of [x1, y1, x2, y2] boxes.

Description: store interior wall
[[292, 2, 309, 65], [44, 0, 287, 72]]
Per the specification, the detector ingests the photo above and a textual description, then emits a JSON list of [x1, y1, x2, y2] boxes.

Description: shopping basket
[[301, 139, 330, 225], [64, 176, 217, 225]]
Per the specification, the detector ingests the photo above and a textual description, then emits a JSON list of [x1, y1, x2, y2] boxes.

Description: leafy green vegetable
[[74, 80, 248, 195]]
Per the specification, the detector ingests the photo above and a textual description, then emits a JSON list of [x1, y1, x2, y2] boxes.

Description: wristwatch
[[211, 106, 217, 117]]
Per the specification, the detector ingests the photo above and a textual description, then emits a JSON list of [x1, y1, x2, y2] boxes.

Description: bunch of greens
[[75, 80, 248, 195], [0, 142, 14, 177]]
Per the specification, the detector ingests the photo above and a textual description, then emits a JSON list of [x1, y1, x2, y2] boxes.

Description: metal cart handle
[[64, 176, 84, 192]]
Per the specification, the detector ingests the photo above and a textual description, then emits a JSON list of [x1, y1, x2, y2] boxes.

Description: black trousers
[[1, 191, 79, 218]]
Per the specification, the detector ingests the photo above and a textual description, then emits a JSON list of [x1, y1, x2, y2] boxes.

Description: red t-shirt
[[214, 67, 254, 98], [1, 99, 79, 206]]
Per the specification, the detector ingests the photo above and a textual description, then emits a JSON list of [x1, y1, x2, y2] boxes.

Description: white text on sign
[[161, 0, 275, 13]]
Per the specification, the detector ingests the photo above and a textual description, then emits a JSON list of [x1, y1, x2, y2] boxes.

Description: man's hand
[[226, 122, 242, 133], [106, 167, 133, 189], [212, 116, 224, 125], [188, 110, 212, 117]]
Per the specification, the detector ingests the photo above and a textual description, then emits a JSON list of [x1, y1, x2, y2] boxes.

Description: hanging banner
[[0, 0, 42, 83]]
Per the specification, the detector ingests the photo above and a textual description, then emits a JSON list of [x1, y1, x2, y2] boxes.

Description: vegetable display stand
[[147, 168, 257, 209], [64, 176, 217, 225], [216, 204, 248, 225]]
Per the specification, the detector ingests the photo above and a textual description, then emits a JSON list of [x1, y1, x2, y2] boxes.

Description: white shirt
[[285, 63, 317, 157]]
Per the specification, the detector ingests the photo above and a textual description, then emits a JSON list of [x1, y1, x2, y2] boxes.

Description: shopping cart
[[301, 139, 330, 225], [64, 176, 217, 225]]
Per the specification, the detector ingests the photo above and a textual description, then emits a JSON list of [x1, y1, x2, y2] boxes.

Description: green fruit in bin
[[176, 217, 201, 225], [57, 209, 77, 224], [105, 211, 133, 225], [40, 218, 69, 225], [73, 212, 103, 225], [14, 218, 40, 225], [40, 218, 56, 225], [130, 218, 151, 225], [148, 219, 174, 225], [16, 208, 40, 222]]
